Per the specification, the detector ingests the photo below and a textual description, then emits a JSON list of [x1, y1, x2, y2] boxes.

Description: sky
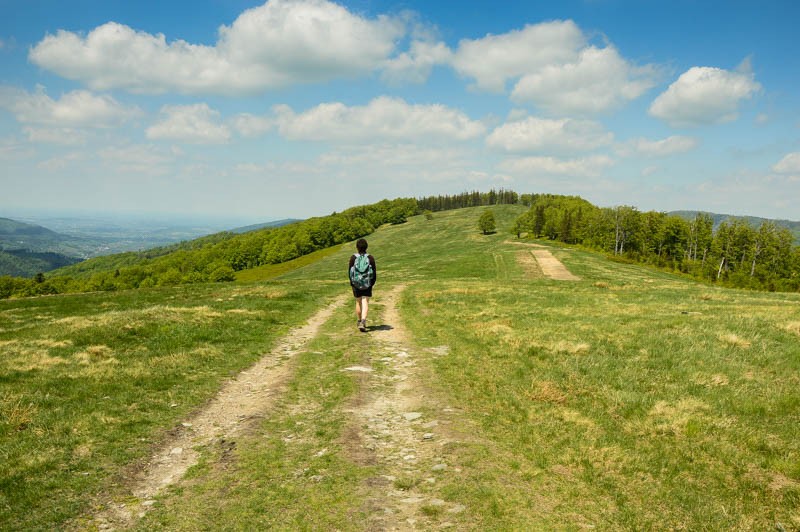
[[1, 0, 799, 223]]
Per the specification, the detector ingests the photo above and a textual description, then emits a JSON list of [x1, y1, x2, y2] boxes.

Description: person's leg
[[355, 297, 362, 322], [360, 297, 369, 321]]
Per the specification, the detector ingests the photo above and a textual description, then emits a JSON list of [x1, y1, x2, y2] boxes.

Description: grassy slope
[[2, 205, 799, 529]]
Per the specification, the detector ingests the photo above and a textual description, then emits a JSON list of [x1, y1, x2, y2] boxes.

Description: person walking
[[348, 238, 376, 332]]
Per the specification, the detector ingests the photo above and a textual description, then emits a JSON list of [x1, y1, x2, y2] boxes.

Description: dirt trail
[[508, 241, 581, 281], [92, 295, 348, 530], [345, 285, 466, 530]]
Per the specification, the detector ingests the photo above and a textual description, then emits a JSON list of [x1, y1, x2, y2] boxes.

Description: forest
[[512, 194, 800, 292], [0, 191, 798, 299]]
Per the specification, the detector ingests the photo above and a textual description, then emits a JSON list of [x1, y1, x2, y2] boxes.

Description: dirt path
[[344, 285, 466, 530], [507, 241, 581, 281], [92, 295, 348, 530], [531, 249, 581, 280]]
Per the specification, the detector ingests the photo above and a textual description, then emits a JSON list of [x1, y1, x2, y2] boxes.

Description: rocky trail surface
[[92, 295, 349, 529], [90, 285, 467, 530]]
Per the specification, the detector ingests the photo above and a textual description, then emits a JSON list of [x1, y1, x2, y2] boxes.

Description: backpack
[[350, 253, 373, 290]]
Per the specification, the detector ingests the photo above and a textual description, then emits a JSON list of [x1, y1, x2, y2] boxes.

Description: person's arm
[[348, 254, 355, 285], [369, 255, 377, 285]]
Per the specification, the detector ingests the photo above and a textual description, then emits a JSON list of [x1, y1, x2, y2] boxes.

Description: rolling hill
[[1, 205, 798, 530]]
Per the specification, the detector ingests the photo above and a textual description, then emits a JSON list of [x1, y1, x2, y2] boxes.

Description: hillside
[[1, 205, 798, 530], [3, 191, 800, 298], [0, 217, 68, 249], [0, 249, 81, 278], [229, 218, 301, 233]]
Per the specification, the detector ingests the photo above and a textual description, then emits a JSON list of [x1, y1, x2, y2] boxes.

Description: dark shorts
[[352, 285, 373, 298]]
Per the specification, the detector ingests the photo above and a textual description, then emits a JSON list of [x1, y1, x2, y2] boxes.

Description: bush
[[209, 265, 236, 282]]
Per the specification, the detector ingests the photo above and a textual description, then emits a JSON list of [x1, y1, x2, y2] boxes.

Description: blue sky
[[1, 0, 798, 222]]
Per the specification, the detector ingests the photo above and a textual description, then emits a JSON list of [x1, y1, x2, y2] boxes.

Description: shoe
[[358, 319, 366, 332]]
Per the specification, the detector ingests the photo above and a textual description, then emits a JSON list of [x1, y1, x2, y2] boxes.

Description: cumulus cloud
[[274, 96, 485, 142], [231, 113, 274, 137], [382, 40, 452, 85], [649, 65, 761, 127], [772, 152, 800, 175], [451, 20, 584, 93], [0, 86, 139, 127], [448, 20, 658, 114], [511, 45, 659, 115], [499, 154, 614, 177], [146, 104, 231, 144], [617, 135, 698, 157], [487, 117, 613, 154], [28, 0, 404, 95]]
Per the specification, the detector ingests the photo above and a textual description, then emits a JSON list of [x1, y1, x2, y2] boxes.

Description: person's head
[[356, 238, 368, 253]]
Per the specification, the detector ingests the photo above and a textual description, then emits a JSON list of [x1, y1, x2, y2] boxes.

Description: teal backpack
[[350, 253, 372, 290]]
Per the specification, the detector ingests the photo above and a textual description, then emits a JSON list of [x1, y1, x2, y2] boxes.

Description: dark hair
[[356, 238, 368, 253]]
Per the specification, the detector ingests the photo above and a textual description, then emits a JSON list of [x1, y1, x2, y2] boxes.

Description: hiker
[[348, 238, 376, 332]]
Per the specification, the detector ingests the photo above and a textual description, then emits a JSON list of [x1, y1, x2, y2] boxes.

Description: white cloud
[[511, 45, 659, 115], [98, 144, 175, 176], [23, 126, 87, 145], [275, 96, 485, 143], [0, 86, 140, 127], [451, 20, 584, 93], [28, 0, 404, 95], [448, 21, 658, 114], [146, 104, 231, 144], [382, 40, 452, 85], [487, 117, 613, 154], [499, 154, 614, 177], [231, 113, 274, 137], [649, 66, 761, 127], [617, 135, 698, 157], [772, 152, 800, 174]]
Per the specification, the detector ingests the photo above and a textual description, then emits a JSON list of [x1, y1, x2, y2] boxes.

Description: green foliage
[[0, 249, 80, 278], [209, 265, 236, 282], [478, 209, 496, 234], [417, 188, 520, 212], [0, 198, 420, 300], [513, 195, 800, 292]]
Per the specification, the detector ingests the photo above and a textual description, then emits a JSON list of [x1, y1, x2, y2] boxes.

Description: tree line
[[2, 191, 798, 299], [512, 194, 800, 292], [0, 198, 417, 299]]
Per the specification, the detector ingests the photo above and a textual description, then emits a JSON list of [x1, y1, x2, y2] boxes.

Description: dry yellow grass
[[0, 394, 38, 431], [527, 380, 567, 404], [646, 398, 710, 436], [784, 321, 800, 336], [550, 340, 591, 355], [719, 333, 752, 349], [515, 250, 544, 278]]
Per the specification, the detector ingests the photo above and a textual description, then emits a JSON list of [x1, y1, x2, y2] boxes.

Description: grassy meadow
[[1, 204, 799, 530]]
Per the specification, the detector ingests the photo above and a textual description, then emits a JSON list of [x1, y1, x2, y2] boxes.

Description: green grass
[[2, 204, 799, 530], [0, 281, 343, 530]]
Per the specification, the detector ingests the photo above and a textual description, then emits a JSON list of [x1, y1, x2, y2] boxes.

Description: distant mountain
[[670, 211, 800, 244], [0, 217, 62, 239], [229, 219, 301, 234]]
